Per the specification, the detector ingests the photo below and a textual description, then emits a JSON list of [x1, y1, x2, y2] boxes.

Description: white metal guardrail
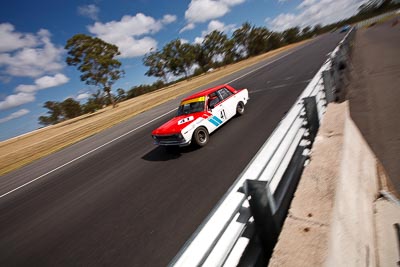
[[169, 28, 356, 267]]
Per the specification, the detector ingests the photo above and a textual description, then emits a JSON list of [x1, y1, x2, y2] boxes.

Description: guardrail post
[[322, 69, 336, 103], [303, 96, 319, 143], [339, 45, 349, 67], [244, 180, 279, 262], [341, 43, 348, 62], [272, 144, 308, 227], [330, 56, 340, 90]]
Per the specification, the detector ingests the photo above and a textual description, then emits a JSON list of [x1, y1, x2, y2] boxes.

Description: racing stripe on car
[[208, 118, 219, 126], [208, 116, 222, 126], [213, 116, 223, 124]]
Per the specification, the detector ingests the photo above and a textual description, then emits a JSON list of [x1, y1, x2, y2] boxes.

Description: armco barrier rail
[[169, 28, 355, 267]]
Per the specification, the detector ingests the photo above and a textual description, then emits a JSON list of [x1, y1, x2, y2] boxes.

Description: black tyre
[[193, 127, 209, 147], [236, 101, 245, 116]]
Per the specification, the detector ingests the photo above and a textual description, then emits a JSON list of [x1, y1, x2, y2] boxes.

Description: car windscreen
[[177, 97, 205, 116]]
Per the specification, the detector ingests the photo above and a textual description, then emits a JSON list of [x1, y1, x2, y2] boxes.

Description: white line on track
[[0, 40, 314, 199], [0, 109, 177, 199]]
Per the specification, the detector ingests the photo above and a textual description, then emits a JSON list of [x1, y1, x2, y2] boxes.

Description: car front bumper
[[152, 134, 191, 147]]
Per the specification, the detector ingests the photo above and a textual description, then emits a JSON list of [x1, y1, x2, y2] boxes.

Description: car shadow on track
[[142, 115, 247, 162], [141, 145, 199, 162]]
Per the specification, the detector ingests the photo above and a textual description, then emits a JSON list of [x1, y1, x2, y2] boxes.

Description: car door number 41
[[220, 110, 226, 119]]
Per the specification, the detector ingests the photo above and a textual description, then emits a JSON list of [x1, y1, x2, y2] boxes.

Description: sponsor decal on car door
[[209, 104, 226, 128]]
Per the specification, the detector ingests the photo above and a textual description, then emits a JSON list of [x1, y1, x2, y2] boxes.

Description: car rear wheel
[[193, 127, 209, 147], [236, 101, 245, 116]]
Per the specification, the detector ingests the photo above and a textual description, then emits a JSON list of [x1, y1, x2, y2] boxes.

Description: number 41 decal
[[220, 110, 226, 119]]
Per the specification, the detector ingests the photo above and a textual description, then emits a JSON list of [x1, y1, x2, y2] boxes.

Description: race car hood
[[152, 112, 206, 135]]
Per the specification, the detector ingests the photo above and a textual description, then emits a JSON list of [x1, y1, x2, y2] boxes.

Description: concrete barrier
[[325, 102, 379, 266], [269, 101, 400, 266]]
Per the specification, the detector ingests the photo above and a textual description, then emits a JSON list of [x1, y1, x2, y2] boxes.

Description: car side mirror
[[209, 104, 215, 109]]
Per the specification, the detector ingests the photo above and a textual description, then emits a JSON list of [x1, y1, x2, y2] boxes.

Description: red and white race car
[[151, 84, 249, 147]]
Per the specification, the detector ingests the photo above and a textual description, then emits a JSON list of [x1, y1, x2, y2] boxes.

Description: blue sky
[[0, 0, 366, 141]]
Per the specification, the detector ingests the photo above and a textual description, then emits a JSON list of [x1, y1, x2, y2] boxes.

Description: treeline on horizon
[[39, 0, 400, 126]]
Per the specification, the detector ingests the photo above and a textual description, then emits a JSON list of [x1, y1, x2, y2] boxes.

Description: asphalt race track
[[0, 33, 343, 266]]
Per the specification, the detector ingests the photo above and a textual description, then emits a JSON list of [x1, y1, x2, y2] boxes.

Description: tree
[[116, 88, 127, 102], [202, 30, 228, 65], [248, 26, 271, 56], [38, 115, 54, 126], [301, 26, 312, 39], [358, 0, 383, 14], [82, 90, 104, 113], [38, 101, 62, 126], [163, 39, 196, 78], [267, 32, 283, 50], [232, 22, 252, 58], [312, 24, 322, 35], [61, 98, 82, 119], [143, 50, 168, 82], [282, 27, 300, 44], [65, 34, 124, 108], [179, 42, 197, 78], [193, 43, 211, 72], [358, 0, 399, 15], [38, 98, 82, 125], [223, 39, 238, 65]]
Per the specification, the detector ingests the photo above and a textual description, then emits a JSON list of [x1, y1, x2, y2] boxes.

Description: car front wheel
[[193, 127, 209, 147]]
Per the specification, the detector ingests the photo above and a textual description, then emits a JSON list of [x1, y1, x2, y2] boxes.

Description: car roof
[[181, 84, 234, 102]]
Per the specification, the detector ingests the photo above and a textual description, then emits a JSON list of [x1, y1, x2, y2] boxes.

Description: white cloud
[[194, 37, 204, 44], [76, 92, 91, 100], [0, 109, 30, 124], [180, 23, 196, 33], [185, 0, 228, 23], [269, 0, 367, 31], [0, 25, 68, 112], [207, 20, 236, 33], [162, 14, 177, 24], [35, 73, 69, 90], [113, 37, 157, 58], [193, 20, 236, 44], [268, 13, 297, 31], [89, 13, 162, 36], [88, 13, 176, 58], [298, 0, 318, 9], [78, 4, 100, 20], [15, 84, 37, 93], [182, 0, 245, 31], [15, 73, 69, 93], [0, 26, 64, 78], [0, 23, 38, 53], [0, 93, 35, 111]]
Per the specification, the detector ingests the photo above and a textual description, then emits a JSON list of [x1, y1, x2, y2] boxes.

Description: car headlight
[[171, 134, 184, 140]]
